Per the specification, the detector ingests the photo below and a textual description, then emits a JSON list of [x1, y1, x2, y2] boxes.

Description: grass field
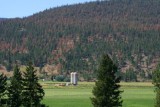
[[42, 82, 155, 107]]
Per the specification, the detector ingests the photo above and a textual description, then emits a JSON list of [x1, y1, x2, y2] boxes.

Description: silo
[[70, 72, 78, 85]]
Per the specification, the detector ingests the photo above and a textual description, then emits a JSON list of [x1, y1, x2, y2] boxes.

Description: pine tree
[[8, 65, 23, 107], [22, 62, 45, 107], [152, 63, 160, 107], [91, 54, 123, 107], [0, 73, 7, 105]]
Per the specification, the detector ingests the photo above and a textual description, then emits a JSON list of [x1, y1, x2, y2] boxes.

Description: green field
[[42, 82, 155, 107]]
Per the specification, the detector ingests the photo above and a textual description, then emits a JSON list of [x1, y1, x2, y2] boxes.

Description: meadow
[[42, 82, 155, 107]]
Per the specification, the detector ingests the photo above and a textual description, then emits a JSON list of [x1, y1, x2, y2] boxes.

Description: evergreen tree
[[8, 65, 23, 107], [124, 68, 137, 82], [91, 54, 123, 107], [0, 73, 7, 105], [152, 63, 160, 107], [22, 62, 44, 107]]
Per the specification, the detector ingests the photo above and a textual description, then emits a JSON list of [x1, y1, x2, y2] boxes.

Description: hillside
[[0, 18, 7, 21], [0, 0, 160, 80]]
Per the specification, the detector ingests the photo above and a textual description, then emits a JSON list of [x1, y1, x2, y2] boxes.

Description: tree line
[[0, 54, 160, 107], [0, 62, 46, 107]]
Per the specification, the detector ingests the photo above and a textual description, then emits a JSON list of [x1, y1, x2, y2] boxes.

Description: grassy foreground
[[42, 82, 155, 107]]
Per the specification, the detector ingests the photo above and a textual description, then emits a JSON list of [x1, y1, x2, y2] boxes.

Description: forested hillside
[[0, 0, 160, 80], [0, 18, 7, 21]]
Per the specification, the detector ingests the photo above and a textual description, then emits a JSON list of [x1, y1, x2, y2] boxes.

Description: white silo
[[70, 72, 78, 85]]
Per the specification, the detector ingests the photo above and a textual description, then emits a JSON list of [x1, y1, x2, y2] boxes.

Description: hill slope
[[0, 0, 160, 80], [0, 18, 7, 21]]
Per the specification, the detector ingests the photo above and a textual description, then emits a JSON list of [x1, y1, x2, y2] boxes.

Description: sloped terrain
[[0, 0, 160, 80]]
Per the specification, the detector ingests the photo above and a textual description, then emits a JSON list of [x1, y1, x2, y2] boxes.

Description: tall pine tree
[[91, 54, 123, 107], [0, 73, 7, 106], [22, 62, 44, 107], [152, 63, 160, 107], [8, 65, 23, 107]]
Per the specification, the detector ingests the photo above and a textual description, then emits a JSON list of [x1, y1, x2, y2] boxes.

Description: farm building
[[70, 72, 78, 85]]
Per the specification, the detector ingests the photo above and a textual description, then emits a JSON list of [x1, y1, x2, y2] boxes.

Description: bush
[[55, 75, 65, 82]]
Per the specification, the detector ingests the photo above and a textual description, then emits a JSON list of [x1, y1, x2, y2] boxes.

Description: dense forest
[[0, 0, 160, 81], [0, 18, 7, 22]]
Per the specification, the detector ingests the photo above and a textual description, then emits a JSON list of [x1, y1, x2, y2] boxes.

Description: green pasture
[[42, 82, 155, 107]]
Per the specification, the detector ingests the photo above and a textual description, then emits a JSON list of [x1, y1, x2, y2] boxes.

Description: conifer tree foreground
[[152, 64, 160, 107], [22, 62, 45, 107], [0, 73, 7, 105], [91, 54, 123, 107], [8, 65, 23, 107]]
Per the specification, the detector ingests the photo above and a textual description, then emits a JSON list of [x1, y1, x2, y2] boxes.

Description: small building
[[70, 72, 78, 85]]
